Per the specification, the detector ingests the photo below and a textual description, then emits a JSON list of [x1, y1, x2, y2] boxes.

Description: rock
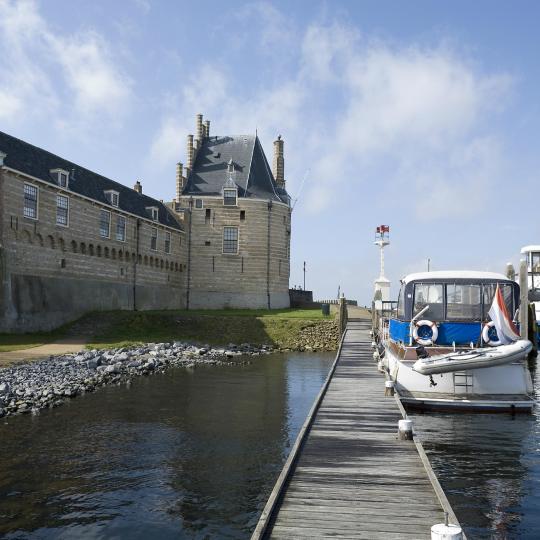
[[0, 382, 12, 396], [86, 359, 99, 369]]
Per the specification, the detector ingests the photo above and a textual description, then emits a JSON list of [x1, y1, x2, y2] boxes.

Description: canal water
[[409, 361, 540, 539], [0, 352, 334, 539]]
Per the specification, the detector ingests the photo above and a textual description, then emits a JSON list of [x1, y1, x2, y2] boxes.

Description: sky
[[1, 0, 540, 304]]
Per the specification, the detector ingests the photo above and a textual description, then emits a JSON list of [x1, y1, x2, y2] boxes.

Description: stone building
[[0, 131, 187, 332], [0, 114, 291, 331], [173, 114, 291, 309]]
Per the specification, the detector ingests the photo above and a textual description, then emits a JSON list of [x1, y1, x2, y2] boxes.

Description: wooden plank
[[251, 319, 464, 540]]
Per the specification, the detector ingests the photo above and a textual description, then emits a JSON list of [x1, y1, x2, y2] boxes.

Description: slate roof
[[183, 135, 290, 204], [0, 131, 183, 231]]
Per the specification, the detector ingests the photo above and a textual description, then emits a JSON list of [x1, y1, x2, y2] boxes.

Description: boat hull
[[382, 341, 535, 412]]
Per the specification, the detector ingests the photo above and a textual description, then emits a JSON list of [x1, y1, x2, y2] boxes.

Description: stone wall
[[0, 168, 187, 332], [180, 196, 291, 309]]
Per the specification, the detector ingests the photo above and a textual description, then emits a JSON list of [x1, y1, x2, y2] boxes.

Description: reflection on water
[[0, 352, 333, 539], [410, 362, 540, 539]]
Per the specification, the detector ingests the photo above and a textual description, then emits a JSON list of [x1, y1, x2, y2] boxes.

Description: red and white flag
[[488, 284, 520, 344]]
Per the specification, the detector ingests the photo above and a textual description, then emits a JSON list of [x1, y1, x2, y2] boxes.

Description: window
[[23, 183, 38, 219], [100, 209, 111, 238], [240, 210, 246, 221], [105, 190, 119, 207], [116, 215, 126, 241], [165, 231, 171, 254], [446, 284, 481, 320], [56, 195, 69, 226], [413, 283, 443, 320], [483, 283, 514, 319], [223, 188, 237, 206], [151, 227, 157, 250], [205, 208, 211, 224], [146, 206, 159, 221], [50, 169, 69, 188], [195, 199, 203, 209], [223, 226, 238, 254]]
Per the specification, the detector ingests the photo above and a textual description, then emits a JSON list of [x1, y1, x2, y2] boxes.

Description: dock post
[[519, 258, 529, 338], [398, 419, 413, 440]]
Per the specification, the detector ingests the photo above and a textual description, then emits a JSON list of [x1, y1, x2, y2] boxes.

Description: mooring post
[[338, 294, 348, 335], [519, 258, 528, 338]]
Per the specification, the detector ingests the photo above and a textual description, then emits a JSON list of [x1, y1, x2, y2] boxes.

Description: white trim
[[23, 182, 39, 220], [99, 208, 111, 239], [50, 168, 70, 189], [4, 166, 185, 234], [104, 189, 120, 207], [194, 198, 204, 209], [56, 193, 70, 227], [180, 193, 291, 209]]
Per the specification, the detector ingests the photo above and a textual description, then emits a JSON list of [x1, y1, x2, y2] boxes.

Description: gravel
[[0, 342, 274, 418]]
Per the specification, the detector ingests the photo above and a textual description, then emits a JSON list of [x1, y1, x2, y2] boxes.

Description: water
[[410, 361, 540, 539], [0, 352, 334, 539]]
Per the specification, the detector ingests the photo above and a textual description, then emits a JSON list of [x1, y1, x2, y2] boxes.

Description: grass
[[0, 327, 68, 352], [0, 308, 336, 352], [85, 308, 335, 349]]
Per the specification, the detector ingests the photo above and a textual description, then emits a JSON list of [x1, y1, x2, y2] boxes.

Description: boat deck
[[253, 319, 461, 539]]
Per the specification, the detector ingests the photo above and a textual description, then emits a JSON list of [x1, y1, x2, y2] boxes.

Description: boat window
[[446, 284, 481, 320], [532, 252, 540, 273], [413, 283, 443, 320], [482, 283, 514, 319], [397, 288, 405, 318]]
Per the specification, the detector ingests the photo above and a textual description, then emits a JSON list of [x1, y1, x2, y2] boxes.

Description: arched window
[[71, 240, 78, 253], [89, 244, 95, 256], [111, 248, 116, 260], [35, 233, 44, 247], [96, 245, 101, 257], [118, 250, 123, 261], [144, 255, 148, 265], [104, 247, 110, 258], [80, 242, 87, 254], [47, 235, 55, 249]]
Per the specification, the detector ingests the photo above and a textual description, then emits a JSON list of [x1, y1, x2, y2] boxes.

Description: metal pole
[[519, 258, 529, 338], [427, 258, 430, 272], [303, 261, 306, 290]]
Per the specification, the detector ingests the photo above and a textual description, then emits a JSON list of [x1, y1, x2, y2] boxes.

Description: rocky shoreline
[[0, 342, 279, 418]]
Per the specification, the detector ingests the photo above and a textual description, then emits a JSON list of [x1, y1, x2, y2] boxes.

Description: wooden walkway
[[253, 318, 461, 539]]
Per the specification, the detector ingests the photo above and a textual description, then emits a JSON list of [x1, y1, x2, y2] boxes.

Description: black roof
[[183, 135, 290, 204], [0, 131, 183, 231]]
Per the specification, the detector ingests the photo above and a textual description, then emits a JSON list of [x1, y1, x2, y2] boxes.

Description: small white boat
[[413, 339, 532, 375]]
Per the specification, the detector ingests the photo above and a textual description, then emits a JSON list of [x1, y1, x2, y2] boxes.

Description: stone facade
[[180, 196, 291, 309], [0, 166, 187, 332]]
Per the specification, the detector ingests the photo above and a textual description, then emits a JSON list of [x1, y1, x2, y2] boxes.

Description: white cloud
[[0, 0, 132, 128]]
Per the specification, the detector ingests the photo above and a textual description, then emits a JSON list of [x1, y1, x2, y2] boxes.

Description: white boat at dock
[[374, 271, 535, 412]]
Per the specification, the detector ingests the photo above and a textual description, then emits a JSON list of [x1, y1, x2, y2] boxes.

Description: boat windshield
[[446, 283, 481, 320], [413, 283, 443, 320]]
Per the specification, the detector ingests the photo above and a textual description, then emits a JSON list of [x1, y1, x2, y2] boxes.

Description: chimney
[[196, 113, 204, 143], [186, 134, 194, 169], [134, 180, 142, 194], [273, 135, 285, 187], [204, 119, 210, 138], [176, 162, 184, 202]]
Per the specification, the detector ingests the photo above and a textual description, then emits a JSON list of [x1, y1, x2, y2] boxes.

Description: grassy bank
[[0, 308, 339, 353], [85, 309, 337, 350]]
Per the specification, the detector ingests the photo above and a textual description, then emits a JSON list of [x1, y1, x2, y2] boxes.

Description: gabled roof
[[0, 131, 183, 231], [182, 135, 289, 204]]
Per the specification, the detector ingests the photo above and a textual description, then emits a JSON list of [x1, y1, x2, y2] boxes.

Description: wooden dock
[[252, 318, 462, 539]]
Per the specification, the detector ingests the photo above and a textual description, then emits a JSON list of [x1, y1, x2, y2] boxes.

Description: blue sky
[[1, 0, 539, 304]]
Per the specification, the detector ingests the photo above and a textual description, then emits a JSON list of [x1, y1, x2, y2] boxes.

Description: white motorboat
[[376, 271, 535, 412]]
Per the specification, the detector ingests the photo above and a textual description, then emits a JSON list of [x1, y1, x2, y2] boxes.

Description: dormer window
[[50, 168, 69, 188], [223, 188, 237, 206], [104, 190, 119, 207], [146, 206, 159, 221]]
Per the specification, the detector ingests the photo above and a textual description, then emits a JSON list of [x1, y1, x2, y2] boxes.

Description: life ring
[[413, 320, 438, 346], [482, 321, 501, 347]]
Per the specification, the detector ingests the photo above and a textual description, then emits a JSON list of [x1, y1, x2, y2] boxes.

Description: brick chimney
[[273, 135, 285, 187], [134, 180, 142, 194], [176, 162, 184, 202], [186, 134, 194, 172], [195, 113, 204, 149], [204, 119, 210, 138]]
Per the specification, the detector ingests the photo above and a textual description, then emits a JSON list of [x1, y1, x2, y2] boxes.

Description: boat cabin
[[389, 271, 519, 347]]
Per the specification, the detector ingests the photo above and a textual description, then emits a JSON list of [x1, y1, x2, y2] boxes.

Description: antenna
[[291, 168, 310, 211]]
